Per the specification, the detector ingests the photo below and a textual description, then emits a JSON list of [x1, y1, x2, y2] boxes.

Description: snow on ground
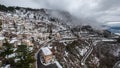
[[48, 44, 53, 49], [63, 57, 67, 62], [6, 53, 16, 58], [9, 38, 18, 43], [64, 51, 68, 57], [54, 61, 62, 68], [1, 64, 10, 68], [102, 38, 116, 42], [14, 59, 20, 62], [39, 40, 44, 44], [91, 57, 100, 66], [112, 49, 120, 57], [79, 48, 87, 56]]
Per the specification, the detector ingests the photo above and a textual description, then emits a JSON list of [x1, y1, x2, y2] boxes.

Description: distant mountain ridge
[[102, 24, 120, 33], [1, 4, 120, 35]]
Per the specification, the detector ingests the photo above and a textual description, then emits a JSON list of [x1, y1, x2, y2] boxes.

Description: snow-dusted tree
[[0, 19, 2, 31], [0, 39, 14, 66], [15, 44, 35, 68]]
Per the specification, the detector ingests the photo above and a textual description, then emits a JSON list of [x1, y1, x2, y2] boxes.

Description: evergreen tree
[[0, 39, 14, 59], [0, 41, 35, 68], [0, 19, 2, 31], [0, 39, 14, 66], [15, 45, 35, 68], [0, 4, 15, 12]]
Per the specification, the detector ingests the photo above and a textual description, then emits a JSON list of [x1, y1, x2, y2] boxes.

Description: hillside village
[[0, 5, 120, 68]]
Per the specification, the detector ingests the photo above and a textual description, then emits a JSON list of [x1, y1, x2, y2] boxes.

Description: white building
[[40, 47, 54, 64]]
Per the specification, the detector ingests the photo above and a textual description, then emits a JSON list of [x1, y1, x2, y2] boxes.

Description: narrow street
[[80, 40, 94, 68], [81, 45, 93, 65], [81, 40, 101, 68]]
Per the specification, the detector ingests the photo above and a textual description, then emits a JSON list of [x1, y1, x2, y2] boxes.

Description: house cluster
[[0, 11, 56, 49], [0, 10, 72, 67]]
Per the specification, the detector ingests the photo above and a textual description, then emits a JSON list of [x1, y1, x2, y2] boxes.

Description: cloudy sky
[[0, 0, 120, 26]]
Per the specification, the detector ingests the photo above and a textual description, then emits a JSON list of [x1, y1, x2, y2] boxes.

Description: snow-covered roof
[[10, 38, 18, 43], [16, 31, 21, 34], [17, 42, 21, 45], [29, 47, 33, 51], [4, 64, 10, 68], [10, 28, 15, 30], [2, 29, 7, 32], [0, 37, 5, 40], [17, 23, 22, 26], [41, 47, 52, 55], [102, 39, 116, 42]]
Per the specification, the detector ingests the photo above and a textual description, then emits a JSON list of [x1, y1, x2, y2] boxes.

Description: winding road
[[81, 40, 101, 68]]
